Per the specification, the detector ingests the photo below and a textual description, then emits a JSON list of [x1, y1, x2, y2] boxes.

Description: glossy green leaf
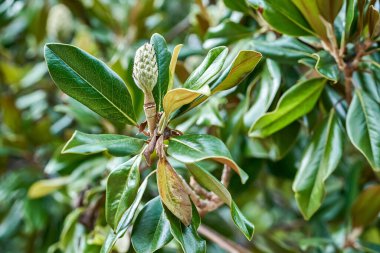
[[292, 0, 327, 40], [347, 90, 380, 172], [300, 51, 339, 82], [151, 33, 171, 111], [187, 163, 254, 240], [245, 122, 300, 161], [179, 50, 261, 116], [59, 208, 85, 249], [106, 155, 141, 229], [344, 0, 355, 40], [28, 177, 70, 199], [62, 130, 145, 156], [263, 0, 314, 36], [157, 158, 192, 226], [164, 206, 206, 253], [167, 134, 248, 183], [184, 47, 228, 90], [244, 59, 281, 128], [293, 109, 344, 219], [223, 0, 248, 13], [131, 197, 172, 253], [249, 78, 327, 138], [351, 185, 380, 228], [251, 37, 314, 63], [101, 171, 154, 253], [44, 43, 136, 125], [204, 21, 254, 49]]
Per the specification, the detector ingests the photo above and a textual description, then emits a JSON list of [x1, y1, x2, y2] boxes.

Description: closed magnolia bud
[[133, 43, 158, 92]]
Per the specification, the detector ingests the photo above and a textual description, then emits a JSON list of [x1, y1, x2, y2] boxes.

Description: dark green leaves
[[167, 134, 248, 183], [62, 131, 145, 156], [347, 90, 380, 172], [150, 34, 171, 111], [106, 156, 141, 229], [249, 78, 327, 138], [44, 43, 136, 125], [293, 109, 344, 219], [164, 205, 206, 253], [131, 197, 172, 253], [187, 163, 254, 240]]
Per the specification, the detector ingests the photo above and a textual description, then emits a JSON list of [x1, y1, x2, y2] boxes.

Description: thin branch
[[198, 224, 252, 253]]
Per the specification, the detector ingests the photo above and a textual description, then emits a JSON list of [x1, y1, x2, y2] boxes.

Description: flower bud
[[133, 43, 158, 92]]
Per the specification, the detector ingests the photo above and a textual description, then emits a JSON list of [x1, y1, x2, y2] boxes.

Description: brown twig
[[198, 224, 252, 253]]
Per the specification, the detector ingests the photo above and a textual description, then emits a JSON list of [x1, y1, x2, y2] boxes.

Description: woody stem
[[143, 92, 157, 136]]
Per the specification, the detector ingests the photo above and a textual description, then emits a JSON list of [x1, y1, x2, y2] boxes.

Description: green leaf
[[351, 185, 380, 228], [131, 197, 173, 253], [299, 51, 339, 82], [157, 158, 192, 226], [106, 155, 141, 229], [293, 109, 344, 219], [164, 206, 206, 253], [44, 43, 136, 125], [62, 130, 145, 157], [178, 50, 261, 116], [344, 0, 355, 40], [168, 134, 248, 183], [204, 21, 254, 49], [184, 47, 228, 91], [251, 37, 314, 63], [292, 0, 328, 40], [151, 33, 171, 111], [59, 208, 85, 249], [187, 163, 254, 240], [244, 59, 281, 128], [245, 122, 300, 161], [101, 171, 154, 253], [249, 78, 327, 138], [263, 0, 314, 36], [223, 0, 248, 13], [347, 90, 380, 172]]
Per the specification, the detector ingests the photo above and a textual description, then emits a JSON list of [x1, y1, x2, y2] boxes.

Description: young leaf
[[351, 185, 380, 228], [131, 197, 173, 253], [187, 163, 254, 240], [106, 156, 141, 229], [151, 33, 171, 111], [347, 90, 380, 172], [101, 171, 155, 253], [184, 46, 228, 90], [157, 158, 192, 226], [244, 59, 281, 128], [300, 51, 339, 82], [168, 44, 183, 90], [163, 85, 210, 117], [28, 177, 70, 199], [293, 109, 344, 219], [249, 78, 327, 138], [316, 0, 343, 23], [164, 205, 206, 253], [62, 131, 145, 156], [179, 50, 262, 114], [44, 43, 136, 125], [167, 134, 248, 183]]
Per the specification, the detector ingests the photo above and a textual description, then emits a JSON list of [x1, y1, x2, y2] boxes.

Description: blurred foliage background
[[1, 0, 380, 252]]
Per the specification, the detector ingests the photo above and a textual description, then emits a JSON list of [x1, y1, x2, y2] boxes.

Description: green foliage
[[2, 0, 380, 252]]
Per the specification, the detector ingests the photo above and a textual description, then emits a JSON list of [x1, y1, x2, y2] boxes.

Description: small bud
[[133, 43, 158, 92]]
